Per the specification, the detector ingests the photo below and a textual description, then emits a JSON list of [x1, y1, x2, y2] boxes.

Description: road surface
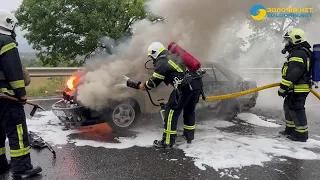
[[2, 90, 320, 180]]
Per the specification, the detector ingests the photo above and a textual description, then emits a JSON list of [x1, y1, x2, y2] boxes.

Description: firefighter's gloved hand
[[139, 83, 146, 91], [278, 87, 289, 98], [18, 95, 27, 105]]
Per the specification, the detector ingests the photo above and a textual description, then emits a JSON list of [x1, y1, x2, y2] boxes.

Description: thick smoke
[[236, 1, 320, 111], [76, 0, 296, 111]]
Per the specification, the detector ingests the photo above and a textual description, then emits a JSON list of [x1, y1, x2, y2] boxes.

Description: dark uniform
[[0, 34, 33, 175], [278, 42, 312, 142], [143, 50, 203, 147]]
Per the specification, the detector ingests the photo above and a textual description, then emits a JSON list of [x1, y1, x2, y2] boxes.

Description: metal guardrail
[[26, 67, 282, 77], [26, 67, 85, 77]]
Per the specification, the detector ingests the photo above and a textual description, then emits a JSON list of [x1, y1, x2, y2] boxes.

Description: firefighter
[[278, 28, 312, 142], [0, 9, 42, 177], [138, 42, 204, 148]]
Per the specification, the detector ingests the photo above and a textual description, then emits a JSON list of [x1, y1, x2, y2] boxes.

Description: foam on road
[[27, 111, 320, 178], [236, 113, 281, 127]]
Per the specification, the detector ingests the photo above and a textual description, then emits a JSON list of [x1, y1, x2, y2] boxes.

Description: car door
[[211, 64, 238, 95], [196, 67, 221, 110]]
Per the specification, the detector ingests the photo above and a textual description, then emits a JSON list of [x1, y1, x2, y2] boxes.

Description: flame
[[67, 76, 77, 90]]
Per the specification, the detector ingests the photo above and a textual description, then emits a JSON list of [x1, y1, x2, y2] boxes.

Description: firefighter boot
[[153, 139, 173, 149], [279, 127, 294, 136], [12, 166, 42, 179], [287, 131, 308, 142], [182, 131, 193, 144]]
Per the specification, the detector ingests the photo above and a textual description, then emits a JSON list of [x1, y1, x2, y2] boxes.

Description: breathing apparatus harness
[[145, 53, 206, 108], [281, 42, 314, 89]]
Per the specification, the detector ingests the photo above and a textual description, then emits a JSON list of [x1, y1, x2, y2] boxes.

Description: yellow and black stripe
[[0, 146, 5, 156], [165, 110, 177, 145], [0, 42, 17, 55], [183, 125, 195, 131], [10, 124, 30, 158]]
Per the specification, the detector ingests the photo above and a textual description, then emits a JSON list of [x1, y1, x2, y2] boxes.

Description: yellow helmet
[[283, 28, 306, 44]]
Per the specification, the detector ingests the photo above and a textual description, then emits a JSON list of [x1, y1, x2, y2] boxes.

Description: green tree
[[15, 0, 147, 67]]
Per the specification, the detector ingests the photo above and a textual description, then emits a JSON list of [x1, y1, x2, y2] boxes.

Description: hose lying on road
[[199, 82, 320, 102]]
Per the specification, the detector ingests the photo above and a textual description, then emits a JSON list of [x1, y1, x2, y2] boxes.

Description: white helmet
[[0, 9, 18, 36], [147, 42, 165, 59]]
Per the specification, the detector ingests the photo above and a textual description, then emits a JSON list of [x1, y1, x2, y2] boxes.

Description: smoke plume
[[76, 0, 300, 111]]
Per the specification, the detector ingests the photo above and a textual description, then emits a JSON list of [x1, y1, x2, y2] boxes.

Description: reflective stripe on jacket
[[0, 34, 26, 97], [280, 46, 312, 93]]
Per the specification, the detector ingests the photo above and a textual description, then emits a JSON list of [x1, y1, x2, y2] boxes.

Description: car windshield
[[212, 63, 243, 82]]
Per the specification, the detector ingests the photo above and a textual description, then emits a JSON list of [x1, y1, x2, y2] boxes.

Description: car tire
[[101, 98, 141, 131], [217, 99, 240, 121]]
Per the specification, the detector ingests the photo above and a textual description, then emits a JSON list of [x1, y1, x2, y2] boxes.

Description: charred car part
[[28, 131, 56, 158]]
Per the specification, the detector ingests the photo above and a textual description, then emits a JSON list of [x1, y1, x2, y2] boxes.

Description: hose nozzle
[[126, 78, 141, 89]]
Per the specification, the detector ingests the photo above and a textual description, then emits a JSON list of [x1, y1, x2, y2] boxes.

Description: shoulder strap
[[300, 46, 312, 58]]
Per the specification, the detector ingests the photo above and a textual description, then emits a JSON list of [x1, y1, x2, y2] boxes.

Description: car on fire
[[51, 61, 258, 131]]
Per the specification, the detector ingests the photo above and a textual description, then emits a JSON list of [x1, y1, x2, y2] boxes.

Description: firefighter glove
[[18, 96, 27, 105], [278, 87, 289, 98], [139, 83, 146, 91]]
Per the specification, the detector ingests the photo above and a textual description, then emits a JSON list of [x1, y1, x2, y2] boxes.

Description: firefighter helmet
[[147, 42, 165, 59], [0, 9, 18, 36], [283, 28, 306, 45]]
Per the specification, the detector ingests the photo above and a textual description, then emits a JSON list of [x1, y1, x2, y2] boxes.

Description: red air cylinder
[[168, 42, 201, 71]]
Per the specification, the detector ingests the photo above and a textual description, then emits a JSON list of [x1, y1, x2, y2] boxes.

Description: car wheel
[[103, 98, 141, 131], [217, 99, 240, 121]]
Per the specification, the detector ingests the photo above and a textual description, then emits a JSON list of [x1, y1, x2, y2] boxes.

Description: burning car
[[51, 61, 258, 131]]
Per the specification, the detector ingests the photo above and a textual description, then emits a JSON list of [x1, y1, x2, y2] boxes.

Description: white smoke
[[75, 0, 320, 111]]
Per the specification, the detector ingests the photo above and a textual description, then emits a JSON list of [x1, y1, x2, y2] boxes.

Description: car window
[[201, 68, 216, 82], [212, 67, 229, 81]]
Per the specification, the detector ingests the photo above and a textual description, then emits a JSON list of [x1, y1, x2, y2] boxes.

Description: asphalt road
[[2, 93, 320, 180]]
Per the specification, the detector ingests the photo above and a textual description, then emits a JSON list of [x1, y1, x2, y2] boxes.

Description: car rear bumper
[[51, 99, 99, 127], [238, 80, 259, 110], [238, 94, 257, 110]]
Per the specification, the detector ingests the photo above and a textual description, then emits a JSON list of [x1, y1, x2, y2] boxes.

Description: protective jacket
[[145, 50, 203, 147], [0, 34, 26, 98], [280, 42, 312, 93], [144, 50, 203, 91]]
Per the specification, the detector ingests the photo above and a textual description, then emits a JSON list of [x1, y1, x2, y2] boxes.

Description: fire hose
[[199, 82, 320, 102], [126, 78, 320, 107]]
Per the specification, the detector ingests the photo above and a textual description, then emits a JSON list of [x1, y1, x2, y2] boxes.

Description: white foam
[[236, 113, 281, 127], [27, 111, 320, 176], [27, 111, 77, 145], [73, 127, 160, 149]]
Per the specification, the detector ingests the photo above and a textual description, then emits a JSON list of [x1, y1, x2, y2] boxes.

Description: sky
[[1, 0, 251, 53], [2, 0, 34, 52]]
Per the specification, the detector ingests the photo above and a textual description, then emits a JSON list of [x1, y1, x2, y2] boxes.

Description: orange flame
[[67, 76, 77, 90]]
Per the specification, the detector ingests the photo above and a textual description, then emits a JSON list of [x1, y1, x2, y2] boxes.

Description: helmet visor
[[282, 37, 292, 44]]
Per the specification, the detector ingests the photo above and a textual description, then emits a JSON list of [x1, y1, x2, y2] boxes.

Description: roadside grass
[[26, 77, 67, 97]]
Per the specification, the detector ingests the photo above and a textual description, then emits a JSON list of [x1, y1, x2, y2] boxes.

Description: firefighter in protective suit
[[138, 42, 203, 148], [0, 9, 42, 177], [278, 28, 312, 142]]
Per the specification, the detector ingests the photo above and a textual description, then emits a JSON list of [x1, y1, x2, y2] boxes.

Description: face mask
[[281, 38, 294, 54]]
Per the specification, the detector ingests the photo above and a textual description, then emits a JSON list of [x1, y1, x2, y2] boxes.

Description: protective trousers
[[0, 99, 33, 173], [283, 93, 309, 141], [162, 86, 201, 145]]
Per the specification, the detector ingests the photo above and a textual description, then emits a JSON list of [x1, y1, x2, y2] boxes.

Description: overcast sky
[[2, 0, 33, 52]]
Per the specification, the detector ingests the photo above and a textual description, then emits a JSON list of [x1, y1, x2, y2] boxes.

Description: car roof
[[201, 60, 243, 81]]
